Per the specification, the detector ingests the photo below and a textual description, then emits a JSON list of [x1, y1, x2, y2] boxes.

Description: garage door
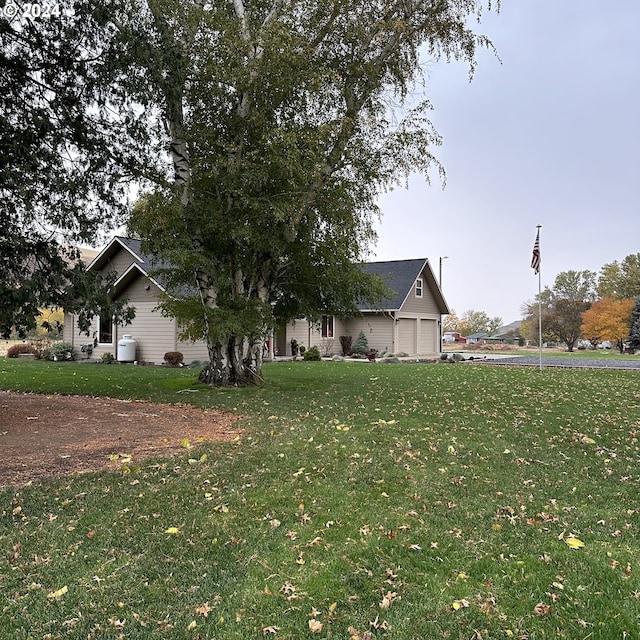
[[418, 319, 437, 354], [397, 319, 417, 354]]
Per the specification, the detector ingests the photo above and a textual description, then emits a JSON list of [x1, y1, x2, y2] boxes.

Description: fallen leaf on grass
[[308, 619, 323, 633], [348, 627, 375, 640], [47, 585, 68, 600], [565, 536, 585, 550], [109, 453, 132, 464], [452, 599, 469, 610], [534, 602, 551, 616], [165, 527, 180, 535], [262, 626, 279, 635], [380, 591, 398, 609], [108, 618, 126, 628]]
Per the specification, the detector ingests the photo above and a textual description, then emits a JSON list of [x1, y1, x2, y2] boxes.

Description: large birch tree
[[115, 0, 498, 385]]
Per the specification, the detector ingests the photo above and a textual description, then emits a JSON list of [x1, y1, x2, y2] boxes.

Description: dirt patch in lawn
[[0, 391, 242, 489]]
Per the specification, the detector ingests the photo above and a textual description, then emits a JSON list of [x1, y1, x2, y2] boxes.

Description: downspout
[[385, 311, 397, 353]]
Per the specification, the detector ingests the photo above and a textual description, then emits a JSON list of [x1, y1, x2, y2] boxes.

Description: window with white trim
[[415, 278, 423, 298], [321, 315, 334, 338]]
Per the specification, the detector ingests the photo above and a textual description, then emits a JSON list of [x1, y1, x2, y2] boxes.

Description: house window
[[321, 315, 334, 338], [98, 311, 114, 344], [415, 278, 423, 298]]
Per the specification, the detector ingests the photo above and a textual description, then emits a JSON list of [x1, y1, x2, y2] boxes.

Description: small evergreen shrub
[[101, 352, 115, 364], [352, 330, 369, 355], [7, 343, 37, 358], [164, 351, 184, 367], [49, 342, 75, 360], [302, 345, 321, 361]]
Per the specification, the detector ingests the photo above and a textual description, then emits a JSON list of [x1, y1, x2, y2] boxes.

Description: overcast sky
[[372, 0, 640, 324]]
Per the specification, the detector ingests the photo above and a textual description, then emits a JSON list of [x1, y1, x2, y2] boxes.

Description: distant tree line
[[520, 255, 640, 353], [442, 310, 503, 337]]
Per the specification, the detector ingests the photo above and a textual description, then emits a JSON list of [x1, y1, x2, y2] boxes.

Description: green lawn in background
[[1, 358, 638, 639]]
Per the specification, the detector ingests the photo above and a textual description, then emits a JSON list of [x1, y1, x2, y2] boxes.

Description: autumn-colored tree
[[580, 298, 634, 353], [442, 310, 460, 334]]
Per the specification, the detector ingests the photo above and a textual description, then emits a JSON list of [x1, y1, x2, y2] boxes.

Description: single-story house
[[63, 237, 449, 361], [274, 258, 449, 357], [466, 332, 489, 344], [484, 332, 518, 344]]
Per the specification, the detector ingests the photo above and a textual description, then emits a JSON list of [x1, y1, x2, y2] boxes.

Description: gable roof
[[88, 236, 173, 295], [89, 236, 163, 274], [88, 238, 449, 314], [359, 258, 449, 314]]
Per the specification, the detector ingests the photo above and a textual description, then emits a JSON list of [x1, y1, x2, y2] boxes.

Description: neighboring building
[[63, 238, 449, 361], [465, 332, 488, 344], [442, 331, 467, 344], [275, 258, 449, 356]]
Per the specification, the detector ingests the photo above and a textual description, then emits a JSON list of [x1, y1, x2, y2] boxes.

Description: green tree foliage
[[521, 271, 595, 350], [597, 254, 640, 300], [1, 6, 141, 337], [552, 270, 597, 302], [443, 309, 502, 336], [120, 0, 499, 385], [628, 296, 640, 353], [546, 299, 591, 352]]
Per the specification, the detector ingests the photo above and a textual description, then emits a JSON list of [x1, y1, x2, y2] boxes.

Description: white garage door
[[418, 319, 438, 354], [398, 319, 417, 354]]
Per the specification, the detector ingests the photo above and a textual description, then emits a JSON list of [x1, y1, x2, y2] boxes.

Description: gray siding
[[114, 275, 162, 303], [282, 317, 351, 356], [400, 273, 440, 314], [117, 301, 177, 364], [177, 337, 209, 362], [96, 249, 139, 280], [344, 315, 394, 354]]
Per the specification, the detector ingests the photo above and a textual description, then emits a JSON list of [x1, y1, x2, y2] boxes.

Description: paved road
[[473, 355, 640, 370]]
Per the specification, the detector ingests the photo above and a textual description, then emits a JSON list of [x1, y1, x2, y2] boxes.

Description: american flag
[[531, 230, 541, 274]]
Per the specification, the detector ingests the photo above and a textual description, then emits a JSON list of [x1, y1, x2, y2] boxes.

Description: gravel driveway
[[473, 355, 640, 370]]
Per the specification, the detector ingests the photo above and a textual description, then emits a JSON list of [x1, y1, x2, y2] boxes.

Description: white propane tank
[[117, 335, 137, 362]]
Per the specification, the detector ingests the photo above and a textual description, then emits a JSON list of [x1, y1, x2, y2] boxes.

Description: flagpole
[[536, 225, 542, 372]]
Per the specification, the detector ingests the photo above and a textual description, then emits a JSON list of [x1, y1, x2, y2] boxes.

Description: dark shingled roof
[[91, 239, 448, 313], [358, 258, 429, 311]]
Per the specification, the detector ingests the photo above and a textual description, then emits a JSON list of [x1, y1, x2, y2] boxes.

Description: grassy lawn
[[1, 359, 639, 639]]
